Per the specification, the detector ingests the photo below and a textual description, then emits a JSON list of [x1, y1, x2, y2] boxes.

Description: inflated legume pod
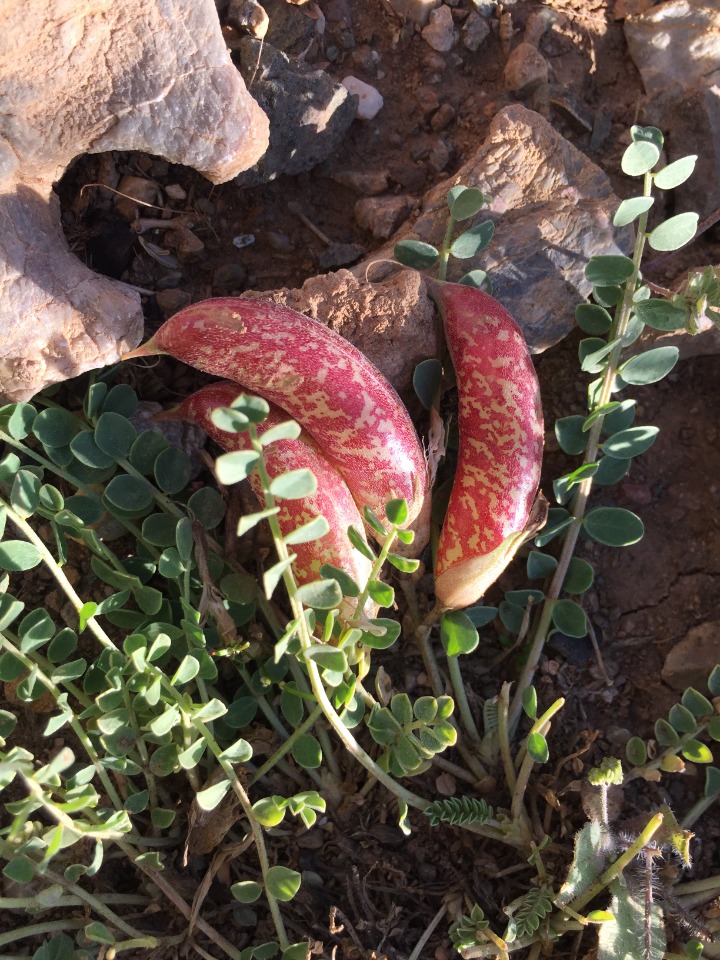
[[166, 381, 374, 611], [427, 280, 544, 610], [123, 297, 429, 546]]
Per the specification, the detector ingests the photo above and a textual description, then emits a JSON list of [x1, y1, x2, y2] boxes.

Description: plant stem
[[447, 654, 481, 742], [0, 922, 85, 949], [509, 170, 655, 731], [250, 702, 325, 783], [566, 812, 663, 916], [437, 214, 456, 282]]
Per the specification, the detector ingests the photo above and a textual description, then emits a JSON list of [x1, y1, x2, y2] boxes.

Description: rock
[[662, 620, 720, 692], [165, 226, 205, 261], [261, 0, 317, 53], [318, 243, 365, 270], [644, 84, 720, 220], [430, 103, 456, 131], [330, 169, 389, 195], [113, 176, 159, 221], [235, 38, 356, 186], [227, 0, 269, 38], [341, 76, 384, 120], [503, 42, 549, 95], [422, 5, 456, 52], [0, 0, 269, 402], [355, 196, 415, 239], [354, 105, 631, 352], [462, 11, 491, 51], [155, 289, 192, 318], [624, 0, 720, 99], [243, 270, 438, 399], [387, 0, 442, 27], [428, 138, 451, 172], [612, 0, 655, 19], [213, 263, 249, 293]]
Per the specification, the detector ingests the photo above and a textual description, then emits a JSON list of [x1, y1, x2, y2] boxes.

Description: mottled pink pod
[[167, 381, 374, 613], [427, 280, 544, 610], [123, 297, 429, 548]]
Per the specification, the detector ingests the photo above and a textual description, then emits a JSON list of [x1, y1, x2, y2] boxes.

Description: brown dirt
[[6, 0, 720, 957]]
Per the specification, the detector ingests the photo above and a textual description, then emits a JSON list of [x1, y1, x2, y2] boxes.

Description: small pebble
[[503, 42, 549, 95], [165, 183, 187, 201], [421, 5, 456, 52], [341, 75, 384, 119], [430, 102, 456, 131], [462, 11, 490, 51], [213, 262, 248, 292], [428, 138, 450, 172]]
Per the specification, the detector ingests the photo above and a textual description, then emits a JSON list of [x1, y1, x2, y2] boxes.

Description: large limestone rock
[[0, 0, 270, 402], [356, 105, 631, 352]]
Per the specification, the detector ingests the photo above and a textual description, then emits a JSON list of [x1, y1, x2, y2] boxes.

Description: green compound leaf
[[527, 551, 558, 580], [447, 185, 489, 220], [413, 358, 442, 411], [648, 212, 699, 252], [563, 557, 594, 594], [210, 406, 249, 433], [394, 239, 439, 270], [654, 718, 680, 746], [593, 456, 631, 486], [94, 412, 136, 460], [220, 738, 253, 763], [260, 420, 301, 446], [32, 408, 81, 447], [613, 196, 654, 227], [654, 155, 697, 190], [575, 304, 613, 336], [154, 447, 192, 495], [626, 735, 647, 765], [215, 450, 259, 485], [319, 563, 360, 598], [188, 487, 225, 529], [70, 431, 115, 469], [265, 865, 301, 902], [552, 599, 587, 637], [296, 578, 343, 610], [292, 733, 322, 769], [440, 610, 479, 657], [0, 541, 43, 572], [621, 139, 660, 176], [450, 220, 495, 260], [231, 881, 263, 904], [104, 475, 154, 513], [601, 425, 659, 459], [555, 416, 588, 455], [230, 394, 270, 423], [367, 579, 395, 607], [527, 732, 549, 764], [102, 383, 138, 418], [385, 498, 409, 526], [347, 524, 375, 561], [579, 337, 618, 374], [681, 687, 714, 718], [585, 256, 635, 286], [195, 779, 232, 811], [603, 399, 636, 435], [269, 468, 317, 500], [619, 346, 678, 385], [682, 739, 713, 764], [5, 402, 37, 440], [142, 513, 178, 547], [631, 125, 663, 149], [634, 299, 687, 331], [284, 515, 330, 545], [584, 507, 644, 546], [668, 703, 698, 734], [459, 269, 492, 292]]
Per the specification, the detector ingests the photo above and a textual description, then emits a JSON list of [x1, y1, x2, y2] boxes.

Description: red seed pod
[[427, 280, 545, 610], [123, 297, 429, 546], [167, 381, 374, 612]]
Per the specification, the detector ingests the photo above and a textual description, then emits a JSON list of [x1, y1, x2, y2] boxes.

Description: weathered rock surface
[[626, 1, 720, 219], [0, 0, 270, 402], [243, 270, 438, 399], [503, 42, 549, 96], [235, 38, 357, 186], [387, 0, 442, 28], [355, 105, 631, 352], [662, 620, 720, 692], [624, 0, 720, 99]]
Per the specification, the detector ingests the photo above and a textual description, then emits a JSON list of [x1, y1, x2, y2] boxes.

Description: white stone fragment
[[341, 76, 384, 120]]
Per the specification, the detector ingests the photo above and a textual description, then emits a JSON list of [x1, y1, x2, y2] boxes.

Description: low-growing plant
[[0, 124, 719, 960]]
